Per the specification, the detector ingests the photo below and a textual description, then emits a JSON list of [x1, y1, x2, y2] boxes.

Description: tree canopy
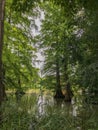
[[0, 0, 98, 103]]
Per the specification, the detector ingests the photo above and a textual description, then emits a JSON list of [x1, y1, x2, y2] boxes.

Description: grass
[[0, 92, 98, 130], [0, 94, 37, 130]]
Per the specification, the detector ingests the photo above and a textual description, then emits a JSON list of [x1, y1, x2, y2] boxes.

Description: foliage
[[0, 0, 98, 130], [0, 94, 37, 130], [35, 1, 98, 99], [1, 93, 98, 130], [36, 2, 72, 90], [3, 0, 39, 90], [11, 0, 41, 12], [0, 0, 98, 106], [1, 0, 97, 97]]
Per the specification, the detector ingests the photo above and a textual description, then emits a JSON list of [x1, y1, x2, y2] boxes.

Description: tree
[[36, 0, 98, 102], [0, 0, 6, 104], [36, 2, 74, 99], [3, 0, 40, 91], [0, 0, 40, 104]]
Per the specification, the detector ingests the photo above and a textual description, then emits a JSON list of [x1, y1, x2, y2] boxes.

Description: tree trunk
[[0, 0, 6, 105], [64, 64, 73, 102], [54, 60, 64, 99], [65, 82, 73, 101]]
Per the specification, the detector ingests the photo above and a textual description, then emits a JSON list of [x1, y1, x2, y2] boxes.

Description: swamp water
[[1, 92, 98, 130]]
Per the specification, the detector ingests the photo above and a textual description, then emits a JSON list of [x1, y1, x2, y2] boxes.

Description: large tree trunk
[[0, 0, 6, 105], [54, 60, 64, 99]]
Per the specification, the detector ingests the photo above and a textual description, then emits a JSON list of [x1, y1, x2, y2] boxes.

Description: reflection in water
[[5, 92, 98, 130], [38, 95, 45, 115], [25, 92, 98, 130], [37, 93, 54, 116], [72, 105, 78, 117]]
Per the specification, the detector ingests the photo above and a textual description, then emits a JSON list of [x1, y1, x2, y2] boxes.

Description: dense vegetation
[[35, 1, 98, 102], [0, 0, 98, 129]]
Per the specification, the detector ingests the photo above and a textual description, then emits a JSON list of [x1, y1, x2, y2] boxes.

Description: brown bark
[[0, 0, 6, 105], [64, 64, 73, 102], [65, 82, 73, 102], [54, 60, 64, 99]]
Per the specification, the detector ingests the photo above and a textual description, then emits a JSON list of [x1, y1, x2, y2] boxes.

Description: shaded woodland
[[0, 0, 98, 103], [0, 0, 98, 129]]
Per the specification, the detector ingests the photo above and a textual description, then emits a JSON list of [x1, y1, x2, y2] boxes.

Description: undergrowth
[[0, 94, 98, 130]]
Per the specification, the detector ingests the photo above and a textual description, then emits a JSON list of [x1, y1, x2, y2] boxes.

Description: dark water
[[4, 92, 98, 130], [23, 92, 98, 130]]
